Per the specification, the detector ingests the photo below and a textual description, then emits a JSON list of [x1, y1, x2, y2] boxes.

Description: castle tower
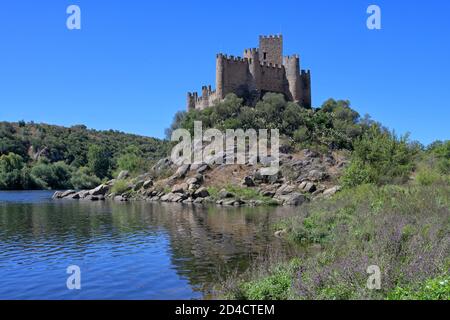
[[187, 92, 197, 111], [244, 48, 261, 92], [216, 54, 225, 100], [259, 35, 283, 65], [300, 70, 312, 108], [284, 55, 301, 102]]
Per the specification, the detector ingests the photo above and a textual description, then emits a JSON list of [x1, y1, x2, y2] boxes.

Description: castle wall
[[259, 63, 287, 95], [219, 55, 251, 98]]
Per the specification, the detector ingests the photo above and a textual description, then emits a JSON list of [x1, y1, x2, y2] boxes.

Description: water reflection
[[0, 192, 298, 299]]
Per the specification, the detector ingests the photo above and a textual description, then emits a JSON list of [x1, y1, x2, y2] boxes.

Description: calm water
[[0, 191, 297, 300]]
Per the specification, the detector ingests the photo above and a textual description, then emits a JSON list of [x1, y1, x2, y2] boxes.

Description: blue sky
[[0, 0, 448, 145]]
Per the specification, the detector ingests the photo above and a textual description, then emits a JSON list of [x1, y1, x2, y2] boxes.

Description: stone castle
[[187, 35, 311, 111]]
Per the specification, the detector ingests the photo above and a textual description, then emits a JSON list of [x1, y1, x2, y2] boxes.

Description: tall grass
[[221, 182, 450, 300]]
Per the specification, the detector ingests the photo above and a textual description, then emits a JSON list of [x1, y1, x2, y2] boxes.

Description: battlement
[[188, 35, 311, 110], [301, 69, 311, 75], [244, 48, 259, 54], [259, 34, 283, 39], [217, 53, 249, 64]]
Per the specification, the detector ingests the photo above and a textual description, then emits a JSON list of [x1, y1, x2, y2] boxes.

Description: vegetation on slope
[[168, 93, 369, 152], [0, 122, 169, 190], [219, 131, 449, 300]]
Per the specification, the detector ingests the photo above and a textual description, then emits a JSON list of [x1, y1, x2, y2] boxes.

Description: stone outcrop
[[53, 149, 344, 207]]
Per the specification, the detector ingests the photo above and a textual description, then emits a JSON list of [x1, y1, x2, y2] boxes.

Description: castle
[[187, 35, 311, 111]]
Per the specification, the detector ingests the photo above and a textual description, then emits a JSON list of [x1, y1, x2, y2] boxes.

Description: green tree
[[87, 144, 111, 179], [116, 145, 146, 174], [341, 124, 416, 187], [0, 153, 28, 190], [70, 166, 101, 190]]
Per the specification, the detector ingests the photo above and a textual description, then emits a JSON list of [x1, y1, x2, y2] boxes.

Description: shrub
[[227, 259, 301, 300], [0, 153, 37, 190], [387, 274, 450, 300], [111, 179, 131, 195], [415, 167, 441, 186], [116, 145, 146, 175], [87, 144, 111, 179], [30, 161, 73, 190], [341, 125, 416, 187], [70, 167, 101, 190]]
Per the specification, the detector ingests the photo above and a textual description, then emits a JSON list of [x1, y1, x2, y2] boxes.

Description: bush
[[30, 161, 73, 190], [87, 144, 111, 179], [340, 125, 416, 187], [116, 145, 146, 175], [227, 259, 301, 300], [70, 167, 101, 190], [111, 179, 131, 195], [0, 153, 37, 190], [415, 167, 441, 186], [387, 274, 450, 300], [427, 140, 450, 174]]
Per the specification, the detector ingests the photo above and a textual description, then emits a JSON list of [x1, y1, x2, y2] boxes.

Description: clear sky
[[0, 0, 448, 145]]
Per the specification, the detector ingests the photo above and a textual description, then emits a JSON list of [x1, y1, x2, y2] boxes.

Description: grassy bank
[[219, 182, 450, 300]]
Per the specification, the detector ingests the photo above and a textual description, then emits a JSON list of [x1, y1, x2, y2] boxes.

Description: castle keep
[[187, 35, 311, 111]]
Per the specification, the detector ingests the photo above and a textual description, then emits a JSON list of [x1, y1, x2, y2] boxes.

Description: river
[[0, 191, 298, 300]]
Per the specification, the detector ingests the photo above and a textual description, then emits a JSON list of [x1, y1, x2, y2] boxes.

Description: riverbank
[[218, 182, 450, 300], [53, 149, 346, 207]]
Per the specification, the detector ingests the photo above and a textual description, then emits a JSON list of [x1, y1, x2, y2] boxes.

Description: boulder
[[196, 164, 210, 174], [186, 177, 199, 184], [133, 180, 145, 191], [218, 189, 234, 199], [114, 195, 128, 202], [194, 187, 210, 198], [117, 170, 130, 180], [323, 186, 342, 197], [307, 169, 328, 181], [175, 164, 190, 179], [303, 182, 317, 193], [277, 193, 307, 206], [161, 192, 186, 202], [222, 199, 238, 206], [152, 158, 173, 172], [61, 190, 76, 198], [276, 184, 296, 196], [172, 183, 188, 194], [52, 191, 63, 199], [70, 193, 81, 200], [89, 184, 109, 196], [77, 190, 90, 199], [143, 180, 154, 189], [261, 190, 275, 198], [242, 176, 256, 187], [274, 229, 287, 238]]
